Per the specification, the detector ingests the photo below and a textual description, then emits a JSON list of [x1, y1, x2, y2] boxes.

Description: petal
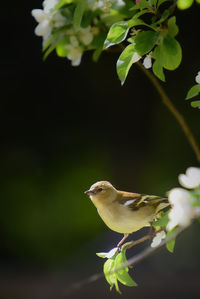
[[179, 167, 200, 189], [195, 74, 200, 84], [71, 55, 82, 66], [34, 19, 51, 37], [31, 9, 46, 23], [143, 56, 152, 69], [168, 188, 190, 205]]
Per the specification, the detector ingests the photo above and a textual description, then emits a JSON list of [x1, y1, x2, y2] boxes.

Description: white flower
[[31, 0, 61, 40], [178, 167, 200, 189], [167, 188, 194, 230], [43, 0, 59, 13], [66, 44, 83, 66], [143, 55, 152, 69], [151, 231, 166, 248], [195, 71, 200, 84], [78, 27, 93, 46]]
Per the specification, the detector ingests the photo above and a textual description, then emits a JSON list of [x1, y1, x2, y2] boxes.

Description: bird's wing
[[117, 191, 169, 211]]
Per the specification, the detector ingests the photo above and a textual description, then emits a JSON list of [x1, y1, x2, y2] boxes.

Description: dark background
[[0, 1, 200, 298]]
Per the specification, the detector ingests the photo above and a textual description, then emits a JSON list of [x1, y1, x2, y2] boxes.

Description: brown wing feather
[[117, 191, 168, 212]]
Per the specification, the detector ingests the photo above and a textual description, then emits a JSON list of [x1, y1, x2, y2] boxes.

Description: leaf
[[166, 228, 177, 253], [116, 269, 137, 287], [159, 35, 182, 70], [128, 18, 146, 28], [52, 0, 73, 12], [103, 21, 129, 49], [168, 16, 179, 37], [56, 36, 70, 57], [191, 100, 200, 108], [73, 0, 87, 29], [134, 31, 160, 56], [153, 211, 169, 228], [152, 59, 165, 82], [116, 43, 140, 85], [114, 252, 137, 287], [177, 0, 194, 10], [186, 84, 200, 99], [157, 0, 171, 7], [104, 259, 121, 294], [96, 252, 108, 258]]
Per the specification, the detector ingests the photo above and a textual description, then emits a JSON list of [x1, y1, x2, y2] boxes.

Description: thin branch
[[136, 61, 200, 163], [64, 224, 189, 296]]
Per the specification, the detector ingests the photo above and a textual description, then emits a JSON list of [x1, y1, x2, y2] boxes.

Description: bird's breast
[[97, 203, 155, 234]]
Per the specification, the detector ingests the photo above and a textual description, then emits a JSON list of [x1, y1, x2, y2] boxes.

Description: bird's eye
[[97, 188, 103, 192]]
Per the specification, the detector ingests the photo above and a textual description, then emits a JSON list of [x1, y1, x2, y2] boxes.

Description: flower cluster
[[31, 0, 96, 66], [168, 167, 200, 230], [151, 167, 200, 248], [31, 0, 65, 41]]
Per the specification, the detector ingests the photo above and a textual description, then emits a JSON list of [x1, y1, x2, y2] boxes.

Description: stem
[[65, 224, 189, 295], [136, 61, 200, 163]]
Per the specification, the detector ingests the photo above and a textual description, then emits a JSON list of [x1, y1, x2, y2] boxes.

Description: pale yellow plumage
[[85, 181, 169, 236]]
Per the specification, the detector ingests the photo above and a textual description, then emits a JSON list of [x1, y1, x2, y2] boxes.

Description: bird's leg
[[117, 233, 129, 250], [124, 234, 153, 250], [124, 226, 157, 250]]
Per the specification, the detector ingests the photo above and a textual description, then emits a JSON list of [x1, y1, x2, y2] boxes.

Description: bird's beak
[[84, 189, 94, 195]]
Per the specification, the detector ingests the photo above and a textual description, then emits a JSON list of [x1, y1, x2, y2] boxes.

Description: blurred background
[[1, 1, 200, 298]]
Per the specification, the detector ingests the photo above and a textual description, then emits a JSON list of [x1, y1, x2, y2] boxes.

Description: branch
[[136, 61, 200, 163], [64, 224, 189, 296]]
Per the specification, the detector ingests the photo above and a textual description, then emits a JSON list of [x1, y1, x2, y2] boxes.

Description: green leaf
[[128, 18, 146, 28], [177, 0, 194, 9], [157, 0, 171, 7], [115, 252, 137, 287], [104, 259, 121, 294], [153, 59, 165, 81], [42, 27, 68, 52], [191, 100, 200, 108], [104, 21, 129, 49], [43, 36, 65, 60], [52, 0, 73, 11], [116, 43, 140, 85], [168, 16, 179, 37], [134, 31, 160, 56], [56, 36, 70, 57], [153, 211, 169, 228], [160, 35, 182, 70], [96, 252, 108, 258], [73, 0, 87, 29], [186, 84, 200, 99], [166, 228, 177, 253]]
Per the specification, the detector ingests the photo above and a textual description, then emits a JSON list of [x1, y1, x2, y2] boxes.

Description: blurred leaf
[[177, 0, 194, 9], [56, 36, 70, 57], [116, 43, 140, 85], [157, 0, 171, 7], [104, 258, 121, 294], [166, 228, 177, 253], [153, 211, 169, 228], [52, 0, 73, 11], [73, 0, 87, 29], [104, 21, 129, 49], [191, 100, 200, 108], [186, 84, 200, 99], [135, 31, 160, 56]]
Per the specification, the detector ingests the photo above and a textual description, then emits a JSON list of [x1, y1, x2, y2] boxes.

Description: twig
[[65, 224, 189, 296], [136, 61, 200, 163]]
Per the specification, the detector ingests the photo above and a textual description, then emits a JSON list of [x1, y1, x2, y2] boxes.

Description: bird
[[84, 181, 169, 247]]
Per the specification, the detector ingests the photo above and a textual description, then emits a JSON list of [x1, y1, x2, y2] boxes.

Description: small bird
[[85, 181, 169, 247]]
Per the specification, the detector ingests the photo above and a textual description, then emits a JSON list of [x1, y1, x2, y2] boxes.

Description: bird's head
[[84, 181, 117, 206]]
